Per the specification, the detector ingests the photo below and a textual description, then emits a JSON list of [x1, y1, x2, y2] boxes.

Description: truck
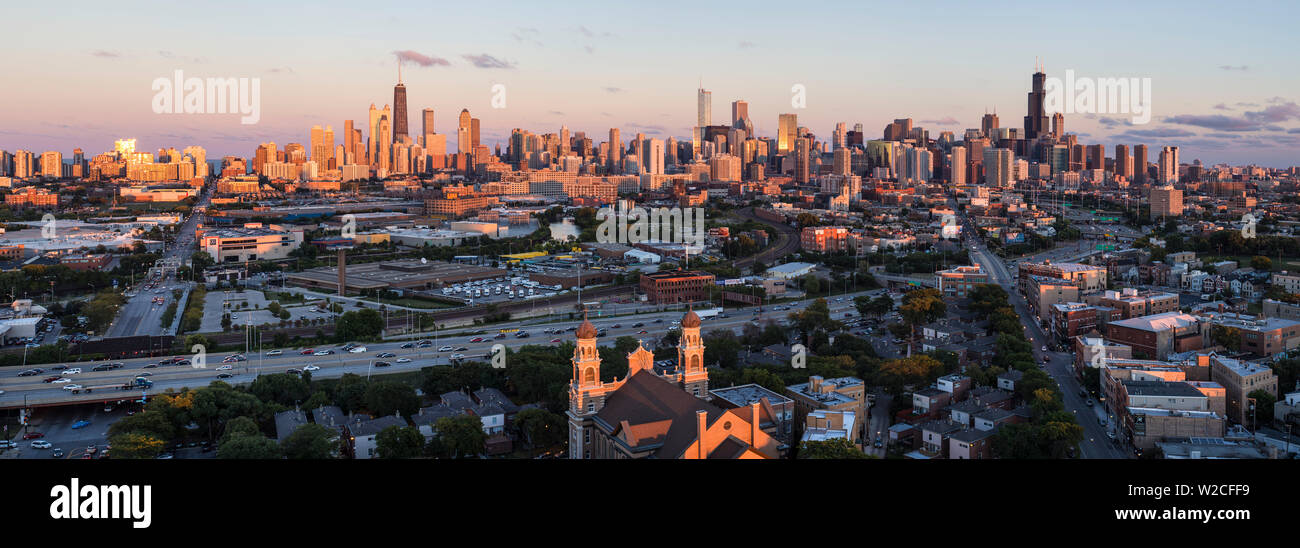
[[71, 377, 152, 394], [694, 307, 724, 320]]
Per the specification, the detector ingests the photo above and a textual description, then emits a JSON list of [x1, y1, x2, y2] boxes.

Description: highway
[[964, 219, 1129, 459], [2, 290, 881, 409]]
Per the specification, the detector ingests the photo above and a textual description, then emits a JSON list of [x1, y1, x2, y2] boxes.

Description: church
[[566, 308, 782, 459]]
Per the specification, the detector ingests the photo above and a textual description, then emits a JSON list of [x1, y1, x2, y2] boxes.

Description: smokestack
[[696, 410, 708, 459], [750, 401, 761, 445]]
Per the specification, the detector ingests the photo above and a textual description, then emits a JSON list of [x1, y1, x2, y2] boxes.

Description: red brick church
[[566, 308, 781, 459]]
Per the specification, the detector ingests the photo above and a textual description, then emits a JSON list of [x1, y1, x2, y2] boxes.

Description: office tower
[[1052, 112, 1064, 138], [698, 86, 711, 128], [1150, 185, 1183, 217], [40, 151, 62, 178], [778, 114, 798, 154], [608, 128, 621, 174], [1158, 146, 1179, 184], [457, 110, 472, 154], [1133, 144, 1149, 183], [13, 150, 33, 178], [1047, 144, 1069, 175], [731, 100, 748, 127], [343, 120, 356, 164], [311, 125, 335, 168], [949, 146, 967, 184], [981, 110, 999, 138], [367, 104, 380, 162], [560, 125, 570, 155], [665, 137, 678, 165], [833, 122, 847, 150], [794, 138, 810, 183], [643, 138, 664, 175], [184, 146, 208, 178], [1024, 64, 1049, 140], [1086, 144, 1104, 171], [0, 150, 11, 177], [1114, 144, 1131, 179], [393, 68, 408, 142], [833, 147, 851, 176], [422, 108, 435, 142], [471, 118, 481, 149], [254, 142, 276, 174], [983, 148, 1013, 187]]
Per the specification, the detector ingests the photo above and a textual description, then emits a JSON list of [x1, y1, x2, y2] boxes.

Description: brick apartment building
[[936, 265, 988, 298], [1098, 288, 1180, 320], [800, 226, 849, 253], [639, 270, 716, 304], [1106, 312, 1204, 360]]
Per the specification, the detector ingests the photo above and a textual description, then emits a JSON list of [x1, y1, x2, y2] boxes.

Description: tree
[[107, 432, 166, 459], [1247, 390, 1276, 428], [220, 416, 263, 443], [375, 425, 426, 459], [108, 410, 175, 441], [280, 423, 339, 459], [434, 414, 486, 458], [363, 381, 420, 418], [191, 251, 215, 272], [336, 308, 384, 341], [798, 438, 869, 459], [249, 373, 311, 407], [217, 434, 282, 459], [1211, 325, 1241, 351], [515, 408, 565, 450], [879, 355, 945, 388], [1250, 255, 1272, 272]]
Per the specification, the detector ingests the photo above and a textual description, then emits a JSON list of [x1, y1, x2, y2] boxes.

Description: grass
[[376, 296, 457, 310]]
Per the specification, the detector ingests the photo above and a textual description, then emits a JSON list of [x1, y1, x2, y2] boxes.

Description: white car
[[313, 351, 330, 356], [216, 364, 232, 371], [450, 353, 466, 360], [62, 384, 82, 391], [52, 378, 71, 384], [302, 365, 320, 372], [395, 358, 412, 364], [31, 440, 52, 449], [348, 346, 367, 353], [62, 368, 81, 375], [266, 350, 282, 356], [438, 346, 453, 352]]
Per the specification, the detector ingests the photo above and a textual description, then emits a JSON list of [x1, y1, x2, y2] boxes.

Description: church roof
[[681, 308, 701, 328], [576, 315, 597, 339], [594, 369, 724, 458]]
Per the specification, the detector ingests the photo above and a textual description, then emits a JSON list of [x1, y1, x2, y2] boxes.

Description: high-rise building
[[794, 138, 810, 183], [833, 147, 851, 176], [697, 87, 712, 128], [1024, 65, 1049, 140], [40, 151, 63, 178], [1052, 112, 1064, 138], [422, 109, 435, 142], [1158, 146, 1179, 184], [731, 100, 748, 128], [643, 138, 664, 175], [949, 146, 967, 184], [457, 110, 472, 154], [1133, 144, 1149, 183], [1114, 144, 1131, 179], [471, 118, 481, 150], [311, 125, 334, 168], [393, 73, 408, 142], [778, 114, 797, 154], [981, 110, 999, 137], [608, 128, 621, 174], [983, 148, 1013, 187], [1150, 185, 1183, 217], [1086, 144, 1104, 171]]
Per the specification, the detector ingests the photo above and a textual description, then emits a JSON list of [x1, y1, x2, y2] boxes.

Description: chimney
[[696, 410, 708, 459], [750, 401, 761, 445]]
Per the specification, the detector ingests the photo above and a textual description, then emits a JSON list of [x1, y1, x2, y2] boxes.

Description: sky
[[3, 0, 1298, 167]]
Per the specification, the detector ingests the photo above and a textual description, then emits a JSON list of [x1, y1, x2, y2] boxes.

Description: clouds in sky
[[393, 50, 450, 67]]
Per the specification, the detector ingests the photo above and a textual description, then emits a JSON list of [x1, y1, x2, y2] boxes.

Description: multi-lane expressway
[[2, 290, 882, 410]]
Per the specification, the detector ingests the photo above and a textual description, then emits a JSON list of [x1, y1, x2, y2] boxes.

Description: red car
[[469, 337, 486, 343], [300, 349, 315, 355], [43, 376, 61, 383], [550, 338, 562, 343], [23, 432, 45, 439]]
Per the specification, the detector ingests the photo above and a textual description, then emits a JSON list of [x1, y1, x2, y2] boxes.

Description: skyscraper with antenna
[[393, 57, 409, 143], [1024, 58, 1049, 141]]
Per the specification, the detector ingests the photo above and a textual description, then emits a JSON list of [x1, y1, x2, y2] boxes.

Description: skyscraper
[[644, 138, 664, 175], [983, 148, 1013, 187], [1024, 64, 1049, 140], [343, 120, 356, 164], [981, 110, 999, 138], [422, 109, 435, 143], [457, 110, 472, 154], [471, 118, 481, 149], [393, 69, 408, 142], [794, 137, 810, 183], [697, 86, 711, 128], [1086, 144, 1104, 171], [1133, 144, 1149, 183], [608, 128, 621, 173], [1051, 112, 1065, 138], [778, 114, 798, 154], [1114, 144, 1131, 179], [311, 125, 334, 169], [1158, 146, 1179, 184]]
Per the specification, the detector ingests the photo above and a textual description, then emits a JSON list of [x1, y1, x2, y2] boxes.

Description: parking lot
[[2, 402, 127, 460], [200, 289, 369, 332]]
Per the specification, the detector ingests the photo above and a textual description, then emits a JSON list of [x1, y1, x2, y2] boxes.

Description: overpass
[[873, 273, 938, 288]]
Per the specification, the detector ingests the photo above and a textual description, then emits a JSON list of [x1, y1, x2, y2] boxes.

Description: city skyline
[[3, 1, 1299, 166]]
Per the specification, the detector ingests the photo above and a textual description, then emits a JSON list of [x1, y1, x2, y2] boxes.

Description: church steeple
[[676, 307, 708, 398]]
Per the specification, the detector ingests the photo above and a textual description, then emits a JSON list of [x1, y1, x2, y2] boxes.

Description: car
[[417, 342, 433, 348], [266, 350, 282, 356], [450, 353, 466, 360], [493, 333, 507, 339], [222, 355, 245, 363], [612, 324, 622, 329], [216, 373, 233, 379], [653, 319, 663, 323], [637, 330, 648, 334], [515, 332, 530, 339], [550, 338, 562, 343], [286, 368, 302, 375], [302, 365, 320, 372], [438, 346, 454, 352], [300, 349, 316, 355], [50, 364, 68, 370], [400, 342, 415, 349], [313, 351, 330, 356], [216, 364, 232, 371], [23, 432, 45, 439], [71, 420, 91, 429], [18, 369, 43, 377], [143, 363, 157, 369], [469, 337, 486, 343], [155, 452, 174, 460], [633, 322, 644, 328], [348, 346, 367, 353], [1041, 345, 1047, 352], [395, 358, 411, 363], [374, 361, 391, 367], [874, 438, 883, 448], [62, 384, 82, 391], [376, 352, 396, 358], [42, 375, 61, 383], [62, 368, 82, 375], [137, 372, 152, 377], [52, 448, 64, 458], [31, 440, 52, 449], [454, 347, 468, 352]]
